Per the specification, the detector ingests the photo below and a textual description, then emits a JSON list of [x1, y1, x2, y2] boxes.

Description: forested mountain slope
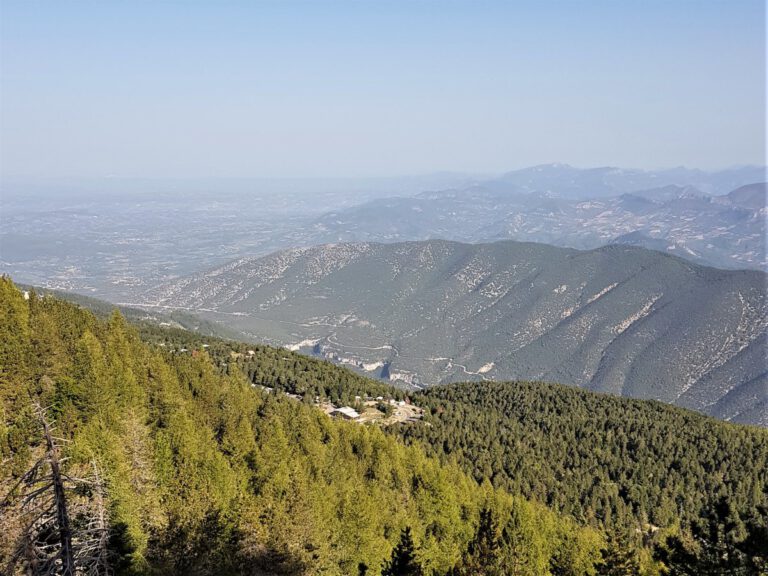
[[2, 281, 767, 574], [398, 381, 768, 532], [139, 240, 768, 425], [0, 279, 603, 575], [230, 339, 768, 564], [139, 302, 768, 575]]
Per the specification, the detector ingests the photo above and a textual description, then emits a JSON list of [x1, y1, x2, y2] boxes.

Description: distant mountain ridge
[[490, 163, 766, 197], [301, 175, 767, 270], [138, 239, 768, 425], [2, 164, 764, 304], [728, 182, 767, 210]]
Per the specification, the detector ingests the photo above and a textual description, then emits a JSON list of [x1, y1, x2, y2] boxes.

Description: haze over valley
[[2, 164, 765, 303]]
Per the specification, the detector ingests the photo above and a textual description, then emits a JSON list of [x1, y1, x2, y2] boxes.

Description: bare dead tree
[[8, 402, 76, 575], [1, 403, 111, 576], [72, 463, 111, 576]]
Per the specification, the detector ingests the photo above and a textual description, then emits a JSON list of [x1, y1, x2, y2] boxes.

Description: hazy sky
[[1, 0, 765, 179]]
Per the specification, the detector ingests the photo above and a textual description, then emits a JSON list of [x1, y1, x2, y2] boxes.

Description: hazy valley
[[2, 165, 765, 306]]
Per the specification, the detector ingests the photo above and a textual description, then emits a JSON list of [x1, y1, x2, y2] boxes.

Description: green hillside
[[2, 280, 766, 575], [396, 382, 768, 532], [137, 293, 768, 575], [0, 279, 603, 575]]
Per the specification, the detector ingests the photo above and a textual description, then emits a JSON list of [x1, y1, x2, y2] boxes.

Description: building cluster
[[252, 385, 423, 425]]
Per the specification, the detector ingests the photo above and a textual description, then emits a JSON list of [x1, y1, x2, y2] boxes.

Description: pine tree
[[452, 507, 502, 575], [594, 530, 640, 576], [382, 527, 422, 576], [654, 498, 767, 576], [499, 503, 534, 576]]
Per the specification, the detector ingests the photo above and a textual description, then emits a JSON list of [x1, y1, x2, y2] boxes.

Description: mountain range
[[2, 165, 764, 303], [300, 176, 767, 270], [483, 163, 766, 197], [137, 239, 768, 425]]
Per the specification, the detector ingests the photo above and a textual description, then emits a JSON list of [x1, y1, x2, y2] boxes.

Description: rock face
[[140, 240, 768, 425]]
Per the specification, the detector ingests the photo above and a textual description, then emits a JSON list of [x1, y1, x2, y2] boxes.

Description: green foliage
[[0, 281, 603, 575], [3, 280, 765, 575], [653, 499, 768, 576], [0, 278, 31, 401], [450, 507, 503, 576], [595, 531, 641, 576], [446, 498, 604, 576], [394, 381, 768, 536], [381, 527, 422, 576], [136, 320, 404, 405]]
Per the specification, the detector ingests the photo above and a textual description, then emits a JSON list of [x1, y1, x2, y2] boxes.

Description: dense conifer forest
[[1, 278, 767, 575], [398, 382, 768, 532]]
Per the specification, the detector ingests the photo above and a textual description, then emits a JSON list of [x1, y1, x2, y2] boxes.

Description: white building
[[331, 407, 360, 420]]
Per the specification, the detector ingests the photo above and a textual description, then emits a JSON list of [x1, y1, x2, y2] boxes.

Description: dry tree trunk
[[38, 404, 75, 576], [74, 463, 111, 576], [1, 403, 111, 576]]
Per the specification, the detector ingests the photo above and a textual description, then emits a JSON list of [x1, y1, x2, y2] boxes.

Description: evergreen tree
[[654, 499, 767, 576], [452, 507, 502, 575], [382, 528, 422, 576], [594, 531, 641, 576], [499, 503, 534, 576]]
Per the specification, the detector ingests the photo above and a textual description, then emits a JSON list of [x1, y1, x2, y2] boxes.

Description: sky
[[0, 0, 765, 179]]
